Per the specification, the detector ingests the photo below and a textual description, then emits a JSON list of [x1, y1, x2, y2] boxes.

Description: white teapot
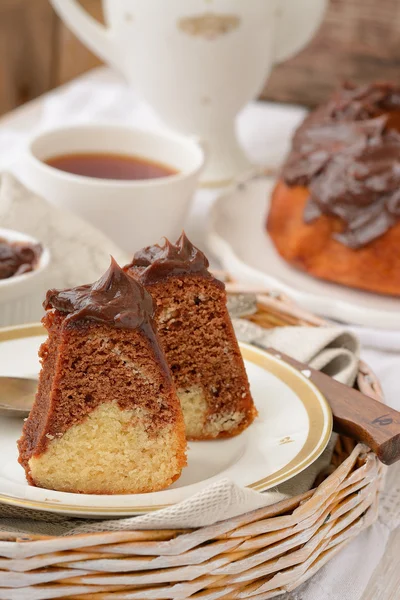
[[50, 0, 327, 183]]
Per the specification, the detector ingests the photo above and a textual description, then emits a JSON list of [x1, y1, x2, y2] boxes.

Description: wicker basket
[[0, 285, 385, 600]]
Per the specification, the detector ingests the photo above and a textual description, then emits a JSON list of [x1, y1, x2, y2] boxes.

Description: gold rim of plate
[[0, 323, 333, 515]]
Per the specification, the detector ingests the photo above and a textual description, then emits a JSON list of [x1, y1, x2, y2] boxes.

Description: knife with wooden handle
[[266, 348, 400, 466]]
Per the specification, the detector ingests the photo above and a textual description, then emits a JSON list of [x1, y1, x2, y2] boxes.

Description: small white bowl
[[17, 125, 205, 254], [0, 228, 50, 327]]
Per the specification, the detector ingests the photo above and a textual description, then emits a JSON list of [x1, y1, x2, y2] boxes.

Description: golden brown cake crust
[[267, 180, 400, 296], [267, 82, 400, 295]]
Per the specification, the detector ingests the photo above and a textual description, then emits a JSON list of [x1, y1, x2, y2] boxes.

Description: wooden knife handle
[[267, 348, 400, 466]]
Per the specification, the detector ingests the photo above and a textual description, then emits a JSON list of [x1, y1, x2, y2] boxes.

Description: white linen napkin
[[233, 318, 360, 385]]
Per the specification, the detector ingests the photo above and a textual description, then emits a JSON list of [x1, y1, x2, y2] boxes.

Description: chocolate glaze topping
[[282, 82, 400, 248], [0, 238, 42, 279], [125, 232, 214, 284], [45, 257, 154, 329]]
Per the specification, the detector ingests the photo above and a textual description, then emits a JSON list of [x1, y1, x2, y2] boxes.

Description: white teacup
[[17, 125, 204, 254], [50, 0, 327, 184]]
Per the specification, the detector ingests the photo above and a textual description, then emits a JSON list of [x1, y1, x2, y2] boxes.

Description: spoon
[[0, 377, 37, 418]]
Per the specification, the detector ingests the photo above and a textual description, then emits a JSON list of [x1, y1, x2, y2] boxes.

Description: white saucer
[[208, 176, 400, 329], [0, 324, 331, 517]]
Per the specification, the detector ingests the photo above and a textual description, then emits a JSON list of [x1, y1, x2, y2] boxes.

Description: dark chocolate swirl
[[0, 238, 42, 280], [125, 232, 213, 284], [282, 82, 400, 248], [45, 257, 154, 329]]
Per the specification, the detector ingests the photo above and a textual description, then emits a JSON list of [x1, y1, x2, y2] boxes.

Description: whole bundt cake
[[267, 82, 400, 296]]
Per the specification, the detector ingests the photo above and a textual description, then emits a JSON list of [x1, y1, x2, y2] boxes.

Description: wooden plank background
[[264, 0, 400, 106], [0, 0, 399, 116], [0, 0, 103, 116]]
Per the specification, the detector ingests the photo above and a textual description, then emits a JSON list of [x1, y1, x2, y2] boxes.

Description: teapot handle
[[50, 0, 119, 69], [274, 0, 328, 63]]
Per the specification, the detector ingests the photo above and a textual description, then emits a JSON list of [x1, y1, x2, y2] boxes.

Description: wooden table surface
[[0, 67, 399, 600]]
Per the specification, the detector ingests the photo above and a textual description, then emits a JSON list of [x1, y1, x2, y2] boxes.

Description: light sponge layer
[[178, 386, 208, 439], [178, 386, 246, 440], [29, 402, 185, 494]]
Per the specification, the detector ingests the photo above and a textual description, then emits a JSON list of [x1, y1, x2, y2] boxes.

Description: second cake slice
[[125, 233, 257, 440]]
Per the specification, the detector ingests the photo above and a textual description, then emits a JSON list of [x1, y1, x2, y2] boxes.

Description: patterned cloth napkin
[[0, 173, 361, 538]]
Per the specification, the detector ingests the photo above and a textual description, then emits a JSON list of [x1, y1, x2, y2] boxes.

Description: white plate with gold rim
[[208, 176, 400, 329], [0, 323, 332, 517]]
